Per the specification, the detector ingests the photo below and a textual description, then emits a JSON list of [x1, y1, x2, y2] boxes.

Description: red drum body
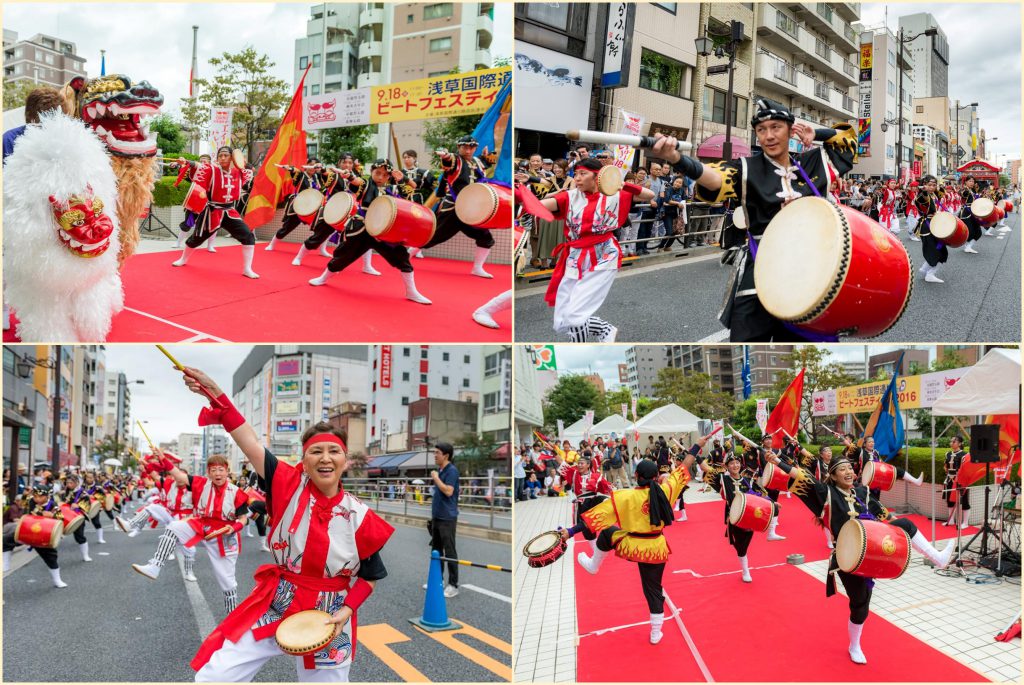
[[523, 531, 568, 568], [861, 461, 897, 491], [758, 463, 790, 492], [836, 519, 911, 579], [455, 183, 513, 229], [293, 188, 325, 225], [60, 504, 85, 535], [754, 197, 912, 338], [1004, 201, 1013, 213], [971, 198, 998, 225], [243, 487, 266, 504], [930, 212, 969, 247], [365, 196, 437, 248], [183, 184, 208, 213], [322, 192, 356, 230], [728, 492, 774, 533], [15, 515, 64, 549]]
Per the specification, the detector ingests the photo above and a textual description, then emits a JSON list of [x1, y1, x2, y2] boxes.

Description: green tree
[[317, 125, 378, 167], [3, 79, 41, 111], [543, 374, 603, 430], [455, 431, 500, 477], [149, 114, 188, 154], [423, 114, 483, 158], [650, 367, 734, 422], [730, 396, 772, 444], [771, 346, 857, 438], [181, 47, 290, 163]]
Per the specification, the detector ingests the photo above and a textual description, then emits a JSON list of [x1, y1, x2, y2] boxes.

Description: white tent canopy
[[561, 416, 590, 444], [634, 403, 704, 438], [932, 348, 1020, 416], [589, 414, 631, 437]]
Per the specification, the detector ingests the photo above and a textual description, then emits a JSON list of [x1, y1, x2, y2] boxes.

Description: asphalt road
[[514, 212, 1021, 343], [3, 511, 510, 682]]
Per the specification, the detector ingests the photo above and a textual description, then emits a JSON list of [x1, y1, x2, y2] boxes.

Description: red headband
[[303, 433, 347, 454]]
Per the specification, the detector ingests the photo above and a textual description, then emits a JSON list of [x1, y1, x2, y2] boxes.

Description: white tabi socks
[[363, 251, 381, 276], [766, 516, 786, 541], [911, 531, 955, 569], [292, 245, 310, 266], [848, 620, 867, 664], [402, 272, 432, 305], [49, 567, 68, 588], [207, 233, 217, 252], [309, 268, 334, 286], [319, 241, 333, 258], [577, 547, 607, 574], [265, 235, 279, 251], [171, 246, 196, 267], [472, 290, 512, 329], [739, 555, 752, 582], [649, 612, 665, 644], [241, 245, 260, 279], [3, 550, 11, 572], [902, 471, 923, 486], [80, 542, 92, 562], [964, 240, 979, 254], [96, 527, 106, 544], [471, 246, 493, 278]]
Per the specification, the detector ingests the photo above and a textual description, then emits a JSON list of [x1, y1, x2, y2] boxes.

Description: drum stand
[[942, 479, 975, 578], [961, 462, 1000, 562], [141, 203, 175, 239]]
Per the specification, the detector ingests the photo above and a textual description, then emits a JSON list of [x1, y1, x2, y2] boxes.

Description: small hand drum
[[597, 166, 623, 196], [232, 149, 246, 170], [275, 609, 338, 656], [523, 530, 567, 568]]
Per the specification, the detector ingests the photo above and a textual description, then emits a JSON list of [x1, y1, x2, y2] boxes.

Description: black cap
[[751, 97, 795, 128], [456, 135, 478, 146]]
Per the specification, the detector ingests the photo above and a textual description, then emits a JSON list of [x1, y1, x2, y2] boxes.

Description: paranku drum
[[293, 189, 325, 225], [758, 462, 790, 492], [104, 493, 115, 512], [275, 610, 338, 656], [84, 498, 102, 518], [183, 184, 208, 213], [231, 149, 246, 170], [60, 504, 85, 535], [728, 492, 774, 533], [597, 165, 623, 196], [322, 192, 356, 230], [971, 198, 999, 225], [365, 196, 437, 247], [861, 461, 897, 491], [455, 182, 513, 229], [15, 515, 64, 549], [523, 531, 568, 568], [754, 197, 913, 338], [835, 519, 911, 579], [930, 211, 969, 247]]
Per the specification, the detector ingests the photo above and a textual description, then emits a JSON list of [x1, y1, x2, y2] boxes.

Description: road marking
[[177, 554, 217, 638], [413, 619, 511, 680], [359, 624, 431, 682], [460, 584, 512, 604], [123, 307, 231, 342]]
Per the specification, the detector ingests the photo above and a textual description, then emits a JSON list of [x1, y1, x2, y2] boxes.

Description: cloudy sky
[[4, 2, 512, 118], [553, 345, 937, 390], [858, 3, 1021, 161], [104, 345, 254, 445]]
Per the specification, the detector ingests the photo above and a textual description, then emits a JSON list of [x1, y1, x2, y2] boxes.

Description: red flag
[[244, 65, 312, 229], [957, 414, 1021, 487], [764, 368, 805, 449]]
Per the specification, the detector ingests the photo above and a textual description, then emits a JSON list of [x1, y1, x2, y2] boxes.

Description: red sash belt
[[544, 232, 622, 307]]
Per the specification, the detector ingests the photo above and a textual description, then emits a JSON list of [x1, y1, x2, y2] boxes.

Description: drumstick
[[950, 416, 973, 443], [204, 524, 233, 541], [566, 129, 694, 153], [136, 421, 156, 451], [726, 423, 757, 448], [156, 345, 224, 408]]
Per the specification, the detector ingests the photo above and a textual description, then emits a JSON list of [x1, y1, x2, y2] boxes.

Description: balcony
[[476, 13, 493, 38], [357, 71, 382, 88], [475, 47, 491, 67], [788, 2, 859, 52], [359, 40, 383, 59], [754, 52, 856, 122], [359, 7, 384, 28]]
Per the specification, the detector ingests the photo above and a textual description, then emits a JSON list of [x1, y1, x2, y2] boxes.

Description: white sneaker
[[766, 531, 786, 541], [742, 570, 752, 583], [984, 228, 994, 236], [184, 571, 198, 582], [925, 272, 944, 283], [471, 267, 494, 279], [131, 563, 161, 580], [443, 584, 459, 598]]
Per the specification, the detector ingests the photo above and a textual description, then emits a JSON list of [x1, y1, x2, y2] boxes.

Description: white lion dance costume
[[3, 112, 124, 341]]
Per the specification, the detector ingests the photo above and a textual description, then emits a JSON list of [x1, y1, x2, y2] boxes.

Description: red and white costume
[[558, 463, 613, 500], [878, 186, 899, 233], [192, 457, 394, 681], [193, 162, 254, 234]]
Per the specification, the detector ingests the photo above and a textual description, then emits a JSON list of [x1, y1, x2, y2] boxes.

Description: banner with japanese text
[[209, 107, 233, 151], [369, 67, 511, 124]]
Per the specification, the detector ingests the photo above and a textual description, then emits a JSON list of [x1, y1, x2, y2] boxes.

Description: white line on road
[[460, 583, 512, 604], [178, 554, 217, 638]]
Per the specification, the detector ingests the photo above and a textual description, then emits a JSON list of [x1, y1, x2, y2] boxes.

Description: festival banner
[[812, 366, 969, 415], [369, 67, 511, 124], [380, 345, 392, 389], [621, 403, 628, 420], [303, 90, 370, 130], [530, 345, 557, 371], [611, 108, 644, 178], [756, 399, 769, 433], [209, 107, 233, 151]]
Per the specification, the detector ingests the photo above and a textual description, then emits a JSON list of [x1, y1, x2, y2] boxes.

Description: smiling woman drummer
[[181, 366, 394, 683]]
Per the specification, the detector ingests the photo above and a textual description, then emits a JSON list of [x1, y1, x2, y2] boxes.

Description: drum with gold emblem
[[835, 519, 911, 579], [365, 196, 437, 247], [728, 492, 774, 533]]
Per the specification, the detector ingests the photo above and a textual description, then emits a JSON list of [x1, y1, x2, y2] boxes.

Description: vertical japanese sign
[[612, 108, 644, 177], [621, 403, 628, 420], [756, 399, 770, 433], [380, 345, 392, 389], [209, 107, 233, 151], [557, 419, 565, 443], [857, 42, 872, 157], [584, 410, 595, 440], [602, 2, 634, 88]]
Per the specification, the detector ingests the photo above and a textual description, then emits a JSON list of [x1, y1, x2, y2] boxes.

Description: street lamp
[[954, 99, 979, 172], [696, 20, 744, 162], [894, 27, 938, 180]]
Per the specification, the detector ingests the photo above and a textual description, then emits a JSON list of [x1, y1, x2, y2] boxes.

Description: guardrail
[[345, 476, 512, 529]]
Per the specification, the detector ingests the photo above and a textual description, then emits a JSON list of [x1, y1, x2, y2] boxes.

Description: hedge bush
[[797, 444, 967, 484], [159, 152, 203, 177], [151, 176, 189, 208]]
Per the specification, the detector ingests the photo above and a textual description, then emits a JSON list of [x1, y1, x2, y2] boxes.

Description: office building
[[3, 31, 87, 87], [897, 13, 948, 99]]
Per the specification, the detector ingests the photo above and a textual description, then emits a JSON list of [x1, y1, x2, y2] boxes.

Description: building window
[[652, 2, 676, 13], [639, 48, 690, 98], [776, 11, 799, 39], [463, 378, 470, 388], [521, 3, 570, 31], [421, 349, 429, 359], [887, 80, 896, 96], [310, 84, 320, 95], [888, 50, 896, 66], [407, 13, 414, 23], [312, 54, 321, 67], [401, 397, 409, 406], [300, 56, 308, 69], [916, 105, 924, 113], [442, 376, 449, 385], [483, 391, 499, 414], [424, 3, 453, 20], [442, 352, 449, 361], [429, 37, 453, 52], [464, 354, 471, 364], [402, 372, 410, 382], [412, 416, 426, 433], [420, 373, 427, 383], [703, 86, 747, 126], [403, 347, 411, 356]]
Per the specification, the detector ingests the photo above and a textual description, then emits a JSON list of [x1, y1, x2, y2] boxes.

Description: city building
[[936, 345, 983, 367], [852, 25, 915, 178], [912, 123, 946, 177], [581, 373, 606, 395], [326, 401, 367, 456], [176, 432, 205, 473], [2, 31, 88, 87], [232, 346, 369, 463], [839, 359, 868, 382], [1008, 159, 1021, 187], [409, 397, 479, 449], [625, 345, 669, 398], [513, 345, 544, 447], [478, 346, 512, 445], [3, 346, 51, 476], [665, 345, 738, 396], [949, 101, 979, 162], [897, 13, 948, 99], [729, 344, 795, 398], [366, 345, 480, 454], [753, 3, 859, 139], [868, 349, 929, 378]]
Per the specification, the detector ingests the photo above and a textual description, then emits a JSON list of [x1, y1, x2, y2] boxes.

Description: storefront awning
[[696, 134, 751, 160]]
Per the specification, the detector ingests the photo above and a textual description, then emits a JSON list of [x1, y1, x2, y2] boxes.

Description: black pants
[[327, 229, 413, 274], [179, 210, 197, 232], [422, 209, 494, 249], [514, 477, 526, 502], [73, 525, 87, 544], [89, 513, 102, 530], [595, 527, 665, 613], [249, 500, 268, 537], [729, 294, 816, 343], [275, 198, 303, 239], [965, 214, 983, 241], [430, 518, 458, 587], [727, 522, 753, 557], [3, 529, 59, 569], [837, 517, 916, 624], [920, 233, 949, 267], [186, 214, 256, 248], [303, 215, 339, 250]]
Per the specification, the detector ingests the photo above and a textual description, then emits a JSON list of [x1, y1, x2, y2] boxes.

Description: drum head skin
[[728, 493, 745, 524], [835, 519, 864, 573], [754, 197, 849, 322], [364, 196, 396, 238], [276, 610, 337, 655], [324, 193, 355, 226], [597, 166, 623, 196], [733, 205, 748, 229], [524, 531, 560, 557], [930, 212, 957, 240], [232, 149, 246, 170], [294, 189, 324, 215], [972, 198, 995, 218], [861, 461, 876, 487], [455, 183, 496, 226]]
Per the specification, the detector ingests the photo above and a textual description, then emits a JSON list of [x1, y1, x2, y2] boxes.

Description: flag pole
[[190, 25, 199, 154]]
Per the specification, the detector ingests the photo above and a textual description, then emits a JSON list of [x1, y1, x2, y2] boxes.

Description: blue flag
[[742, 346, 752, 400], [471, 76, 511, 184], [863, 353, 905, 460]]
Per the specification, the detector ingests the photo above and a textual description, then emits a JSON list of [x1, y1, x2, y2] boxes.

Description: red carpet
[[5, 244, 511, 342], [574, 499, 987, 682]]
